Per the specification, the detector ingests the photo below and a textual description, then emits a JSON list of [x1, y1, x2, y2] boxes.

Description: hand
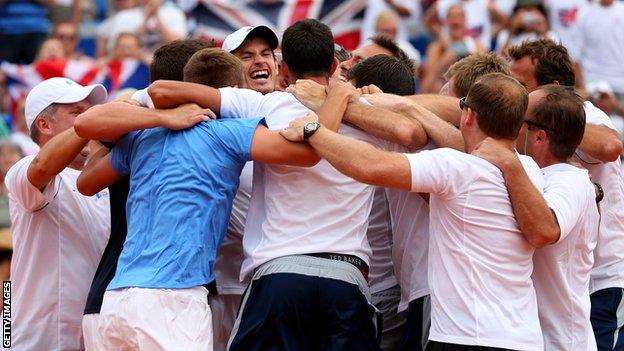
[[161, 103, 215, 130], [362, 92, 414, 112], [359, 84, 383, 95], [328, 80, 360, 103], [286, 80, 327, 111], [143, 0, 161, 18], [279, 112, 319, 142], [471, 137, 517, 170]]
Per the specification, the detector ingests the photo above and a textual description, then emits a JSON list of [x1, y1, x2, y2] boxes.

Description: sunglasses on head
[[459, 96, 470, 110]]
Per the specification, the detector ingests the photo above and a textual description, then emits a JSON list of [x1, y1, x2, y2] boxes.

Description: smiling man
[[222, 25, 279, 94]]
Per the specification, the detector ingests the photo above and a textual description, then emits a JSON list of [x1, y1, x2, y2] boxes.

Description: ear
[[464, 108, 476, 127], [35, 116, 54, 138], [280, 61, 294, 86], [536, 129, 548, 143], [328, 57, 339, 77]]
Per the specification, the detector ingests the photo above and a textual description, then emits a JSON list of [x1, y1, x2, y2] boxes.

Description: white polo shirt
[[219, 87, 384, 281], [405, 148, 544, 350], [573, 102, 624, 293], [385, 142, 434, 312], [533, 163, 598, 351], [367, 187, 397, 294], [6, 155, 110, 350], [214, 161, 253, 294]]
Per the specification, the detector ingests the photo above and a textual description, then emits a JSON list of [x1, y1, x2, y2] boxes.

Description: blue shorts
[[227, 255, 380, 351], [591, 287, 624, 351], [398, 295, 431, 351]]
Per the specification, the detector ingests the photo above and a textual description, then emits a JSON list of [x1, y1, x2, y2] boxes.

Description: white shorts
[[208, 294, 242, 351], [82, 313, 106, 351], [99, 286, 212, 351]]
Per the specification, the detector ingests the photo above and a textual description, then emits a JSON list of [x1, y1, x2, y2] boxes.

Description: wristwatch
[[303, 122, 321, 140], [594, 182, 604, 204]]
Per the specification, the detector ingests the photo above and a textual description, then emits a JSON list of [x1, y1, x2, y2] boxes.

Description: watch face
[[304, 122, 320, 140]]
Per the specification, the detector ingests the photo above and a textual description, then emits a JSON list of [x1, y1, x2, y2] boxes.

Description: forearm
[[27, 128, 88, 190], [407, 94, 461, 126], [316, 89, 350, 132], [405, 104, 463, 151], [343, 103, 427, 150], [74, 102, 169, 142], [500, 157, 560, 247], [578, 124, 623, 162], [149, 80, 220, 110], [307, 126, 412, 190]]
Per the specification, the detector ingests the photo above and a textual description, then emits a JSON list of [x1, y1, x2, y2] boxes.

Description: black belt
[[306, 253, 369, 281]]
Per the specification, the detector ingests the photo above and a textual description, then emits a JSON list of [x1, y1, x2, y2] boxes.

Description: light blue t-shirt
[[107, 117, 264, 290]]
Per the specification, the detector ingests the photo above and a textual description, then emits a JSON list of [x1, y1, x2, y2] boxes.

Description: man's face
[[510, 56, 539, 92], [51, 99, 92, 163], [54, 23, 79, 55], [232, 37, 277, 94], [339, 43, 393, 80]]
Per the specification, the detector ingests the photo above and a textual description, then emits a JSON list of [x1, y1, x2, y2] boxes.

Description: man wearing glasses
[[472, 85, 600, 350], [281, 73, 553, 351]]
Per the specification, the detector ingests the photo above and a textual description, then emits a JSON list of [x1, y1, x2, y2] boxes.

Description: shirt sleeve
[[218, 87, 264, 120], [404, 149, 456, 196], [4, 155, 61, 212], [544, 173, 587, 242], [131, 88, 151, 107], [217, 118, 267, 163], [109, 132, 137, 176]]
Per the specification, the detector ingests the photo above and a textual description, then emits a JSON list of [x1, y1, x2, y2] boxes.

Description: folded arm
[[148, 80, 222, 111], [77, 150, 123, 196], [578, 124, 623, 163]]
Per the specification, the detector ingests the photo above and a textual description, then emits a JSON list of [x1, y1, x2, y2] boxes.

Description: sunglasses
[[459, 96, 470, 110], [55, 34, 77, 41]]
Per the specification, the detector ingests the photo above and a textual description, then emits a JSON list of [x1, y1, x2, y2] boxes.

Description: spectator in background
[[421, 4, 486, 94], [0, 0, 51, 64], [111, 33, 144, 62], [53, 21, 93, 63], [543, 0, 587, 60], [35, 38, 67, 62], [0, 141, 24, 228], [587, 80, 624, 166], [494, 0, 556, 53], [361, 0, 420, 46], [577, 0, 624, 106], [374, 10, 421, 67], [96, 0, 188, 59]]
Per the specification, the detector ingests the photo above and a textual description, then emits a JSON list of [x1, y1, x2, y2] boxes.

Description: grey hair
[[29, 103, 58, 144]]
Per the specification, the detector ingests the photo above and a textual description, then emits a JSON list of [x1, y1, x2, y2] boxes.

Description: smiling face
[[232, 36, 277, 94]]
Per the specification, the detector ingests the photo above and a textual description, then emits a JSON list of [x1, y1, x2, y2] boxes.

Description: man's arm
[[148, 80, 222, 111], [251, 126, 320, 167], [76, 154, 122, 196], [27, 127, 88, 191], [76, 147, 123, 196], [472, 138, 560, 248], [281, 122, 412, 191], [74, 102, 214, 142], [407, 94, 462, 126], [578, 124, 623, 162]]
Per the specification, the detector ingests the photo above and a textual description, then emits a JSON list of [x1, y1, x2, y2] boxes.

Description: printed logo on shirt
[[95, 190, 110, 201], [558, 7, 579, 27]]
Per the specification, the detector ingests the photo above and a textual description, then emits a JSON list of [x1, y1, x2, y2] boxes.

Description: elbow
[[299, 154, 321, 167], [602, 139, 623, 162], [147, 81, 170, 109], [396, 123, 423, 149], [73, 107, 101, 139], [527, 228, 560, 248], [76, 176, 98, 196]]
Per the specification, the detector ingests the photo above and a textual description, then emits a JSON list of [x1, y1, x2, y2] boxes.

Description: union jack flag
[[558, 7, 579, 28], [189, 0, 367, 50]]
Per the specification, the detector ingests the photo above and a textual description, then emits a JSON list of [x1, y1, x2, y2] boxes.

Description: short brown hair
[[150, 39, 214, 82], [370, 34, 414, 73], [530, 85, 585, 159], [183, 48, 244, 88], [508, 39, 575, 87], [347, 55, 414, 95], [444, 53, 511, 97], [466, 73, 528, 139]]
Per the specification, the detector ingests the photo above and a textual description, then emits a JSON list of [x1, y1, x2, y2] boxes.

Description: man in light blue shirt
[[74, 48, 320, 350]]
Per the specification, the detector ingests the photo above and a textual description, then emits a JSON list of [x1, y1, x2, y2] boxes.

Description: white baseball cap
[[222, 25, 279, 53], [587, 80, 614, 99], [25, 77, 108, 130]]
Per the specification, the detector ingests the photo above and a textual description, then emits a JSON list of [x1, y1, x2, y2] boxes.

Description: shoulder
[[5, 155, 36, 184]]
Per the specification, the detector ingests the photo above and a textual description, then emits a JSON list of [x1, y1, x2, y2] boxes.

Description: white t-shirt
[[385, 142, 433, 312], [578, 2, 624, 93], [6, 155, 110, 350], [214, 161, 253, 294], [367, 187, 397, 294], [219, 87, 385, 281], [533, 163, 598, 351], [98, 3, 188, 53], [361, 0, 421, 44], [543, 0, 587, 60], [406, 148, 544, 350], [573, 102, 624, 293], [438, 0, 492, 50]]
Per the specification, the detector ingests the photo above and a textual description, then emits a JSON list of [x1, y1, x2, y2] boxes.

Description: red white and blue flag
[[191, 0, 367, 51]]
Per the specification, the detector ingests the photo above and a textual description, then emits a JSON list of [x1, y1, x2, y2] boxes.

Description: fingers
[[201, 108, 217, 119]]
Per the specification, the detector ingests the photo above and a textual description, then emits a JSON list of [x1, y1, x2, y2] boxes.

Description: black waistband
[[305, 253, 369, 273]]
